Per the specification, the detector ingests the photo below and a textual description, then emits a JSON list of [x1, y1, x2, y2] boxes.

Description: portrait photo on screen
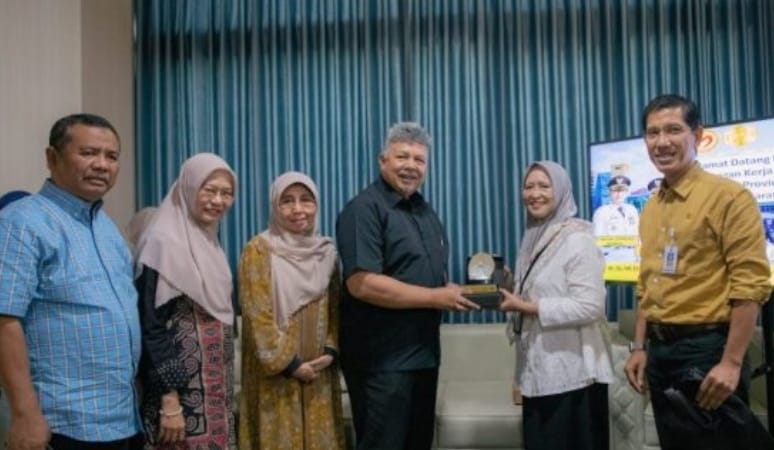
[[589, 116, 774, 283]]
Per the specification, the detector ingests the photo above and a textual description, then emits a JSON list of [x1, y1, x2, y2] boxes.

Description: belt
[[646, 322, 729, 343]]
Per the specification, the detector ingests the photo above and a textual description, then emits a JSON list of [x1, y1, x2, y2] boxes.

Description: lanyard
[[514, 243, 550, 335]]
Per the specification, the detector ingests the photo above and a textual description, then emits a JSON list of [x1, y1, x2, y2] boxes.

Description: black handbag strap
[[518, 243, 550, 295]]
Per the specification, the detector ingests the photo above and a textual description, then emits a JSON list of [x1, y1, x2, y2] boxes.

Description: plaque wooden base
[[462, 283, 502, 308]]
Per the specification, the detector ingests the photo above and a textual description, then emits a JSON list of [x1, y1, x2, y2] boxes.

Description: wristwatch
[[628, 341, 646, 353]]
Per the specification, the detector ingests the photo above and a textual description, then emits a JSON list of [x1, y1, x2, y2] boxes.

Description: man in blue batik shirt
[[0, 114, 142, 450]]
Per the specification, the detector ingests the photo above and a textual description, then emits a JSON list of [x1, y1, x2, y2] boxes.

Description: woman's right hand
[[499, 289, 538, 315], [158, 392, 186, 444], [292, 362, 319, 383], [159, 414, 186, 444]]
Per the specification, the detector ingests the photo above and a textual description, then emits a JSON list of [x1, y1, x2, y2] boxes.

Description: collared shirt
[[592, 202, 639, 236], [0, 181, 141, 441], [637, 164, 771, 324], [336, 177, 447, 371]]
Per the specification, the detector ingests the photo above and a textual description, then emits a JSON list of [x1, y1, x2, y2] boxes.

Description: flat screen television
[[589, 116, 774, 283]]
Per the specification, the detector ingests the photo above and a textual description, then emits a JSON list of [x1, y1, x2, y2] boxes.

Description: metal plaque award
[[462, 252, 505, 308]]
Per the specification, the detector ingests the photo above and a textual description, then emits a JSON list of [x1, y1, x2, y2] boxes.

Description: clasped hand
[[293, 354, 333, 383]]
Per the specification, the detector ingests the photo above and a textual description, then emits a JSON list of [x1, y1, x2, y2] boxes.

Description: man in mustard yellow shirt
[[624, 94, 772, 449]]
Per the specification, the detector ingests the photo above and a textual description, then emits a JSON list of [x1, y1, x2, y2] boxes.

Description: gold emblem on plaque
[[467, 252, 496, 282], [462, 251, 504, 308]]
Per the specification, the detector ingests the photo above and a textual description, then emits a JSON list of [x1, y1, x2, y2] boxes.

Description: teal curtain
[[135, 0, 774, 323]]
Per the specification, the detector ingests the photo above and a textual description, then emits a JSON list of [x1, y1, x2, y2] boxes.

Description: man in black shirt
[[336, 122, 478, 450]]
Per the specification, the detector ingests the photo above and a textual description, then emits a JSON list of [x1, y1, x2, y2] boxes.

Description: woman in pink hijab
[[238, 171, 344, 449], [134, 153, 237, 449]]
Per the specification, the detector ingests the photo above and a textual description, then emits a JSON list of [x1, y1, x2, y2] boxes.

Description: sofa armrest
[[609, 342, 646, 450]]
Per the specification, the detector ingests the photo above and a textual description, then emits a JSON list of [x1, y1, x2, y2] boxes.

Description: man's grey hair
[[380, 122, 432, 157]]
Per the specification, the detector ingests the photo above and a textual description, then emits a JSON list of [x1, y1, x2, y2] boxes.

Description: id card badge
[[662, 228, 678, 274], [662, 244, 678, 274]]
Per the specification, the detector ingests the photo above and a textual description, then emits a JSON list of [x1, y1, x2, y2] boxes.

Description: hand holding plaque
[[461, 252, 505, 308]]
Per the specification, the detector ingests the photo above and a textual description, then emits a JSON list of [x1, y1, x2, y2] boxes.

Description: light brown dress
[[238, 236, 345, 450]]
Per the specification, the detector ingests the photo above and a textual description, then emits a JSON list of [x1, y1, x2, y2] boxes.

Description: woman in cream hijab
[[238, 171, 344, 450], [134, 153, 237, 449], [501, 161, 613, 450], [125, 206, 157, 250]]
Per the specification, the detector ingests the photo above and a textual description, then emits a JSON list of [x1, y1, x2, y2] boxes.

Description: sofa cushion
[[435, 380, 522, 449], [439, 323, 514, 383], [616, 309, 637, 342]]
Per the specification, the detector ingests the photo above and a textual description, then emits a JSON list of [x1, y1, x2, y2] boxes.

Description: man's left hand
[[696, 360, 741, 410]]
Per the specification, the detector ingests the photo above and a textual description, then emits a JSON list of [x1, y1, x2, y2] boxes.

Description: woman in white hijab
[[500, 161, 614, 450], [238, 171, 344, 450], [134, 153, 237, 449]]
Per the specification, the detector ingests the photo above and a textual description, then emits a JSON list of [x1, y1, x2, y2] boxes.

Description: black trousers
[[49, 433, 144, 450], [522, 382, 609, 450], [343, 367, 438, 450], [647, 331, 755, 450]]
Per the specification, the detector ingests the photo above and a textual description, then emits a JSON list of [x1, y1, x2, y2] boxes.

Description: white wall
[[0, 0, 135, 230], [81, 0, 135, 228], [0, 0, 82, 192]]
